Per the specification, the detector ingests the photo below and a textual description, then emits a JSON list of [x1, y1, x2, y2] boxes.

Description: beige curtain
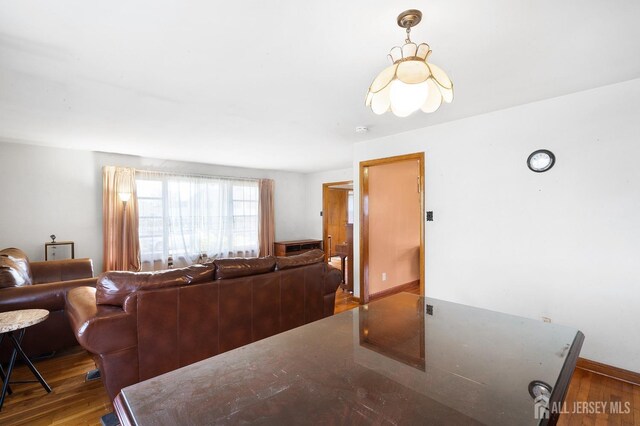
[[258, 179, 275, 257], [103, 166, 141, 271]]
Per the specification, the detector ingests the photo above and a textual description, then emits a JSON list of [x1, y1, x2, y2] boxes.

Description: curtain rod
[[135, 168, 262, 182]]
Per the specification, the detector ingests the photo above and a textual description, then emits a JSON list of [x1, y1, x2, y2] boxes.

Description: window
[[136, 172, 259, 271]]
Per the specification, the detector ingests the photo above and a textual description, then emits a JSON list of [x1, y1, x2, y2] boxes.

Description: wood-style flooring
[[0, 347, 111, 425], [558, 368, 640, 426], [334, 287, 361, 314], [0, 289, 637, 425]]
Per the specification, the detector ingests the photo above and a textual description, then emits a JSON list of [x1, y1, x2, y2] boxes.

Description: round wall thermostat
[[527, 149, 555, 173]]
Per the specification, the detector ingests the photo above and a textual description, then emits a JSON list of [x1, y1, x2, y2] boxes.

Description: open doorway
[[360, 153, 424, 304], [322, 181, 354, 293]]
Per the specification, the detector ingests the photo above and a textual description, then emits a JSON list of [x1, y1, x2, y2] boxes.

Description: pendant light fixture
[[365, 9, 453, 117]]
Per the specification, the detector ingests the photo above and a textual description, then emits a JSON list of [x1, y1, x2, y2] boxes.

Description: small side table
[[0, 309, 52, 410]]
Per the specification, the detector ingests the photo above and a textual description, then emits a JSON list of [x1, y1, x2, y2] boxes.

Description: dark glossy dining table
[[114, 292, 583, 425]]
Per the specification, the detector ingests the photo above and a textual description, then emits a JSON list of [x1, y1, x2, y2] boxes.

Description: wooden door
[[322, 182, 351, 261], [326, 189, 347, 257], [360, 153, 425, 303]]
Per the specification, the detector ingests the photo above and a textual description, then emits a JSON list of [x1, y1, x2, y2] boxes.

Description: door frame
[[322, 180, 353, 262], [359, 152, 425, 304]]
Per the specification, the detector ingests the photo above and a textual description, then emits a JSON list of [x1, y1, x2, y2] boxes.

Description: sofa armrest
[[0, 277, 97, 312], [325, 264, 343, 295], [31, 258, 94, 284], [66, 286, 136, 355]]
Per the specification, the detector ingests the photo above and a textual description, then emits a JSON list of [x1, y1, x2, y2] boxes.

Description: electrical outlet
[[542, 317, 551, 323], [382, 273, 387, 281]]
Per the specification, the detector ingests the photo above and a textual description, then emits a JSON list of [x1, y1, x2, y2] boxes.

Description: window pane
[[139, 199, 162, 218], [233, 201, 245, 216], [233, 185, 244, 200], [137, 180, 162, 198], [139, 218, 162, 237], [249, 201, 258, 216]]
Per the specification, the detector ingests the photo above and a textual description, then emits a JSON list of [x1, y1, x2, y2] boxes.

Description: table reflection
[[359, 293, 426, 371]]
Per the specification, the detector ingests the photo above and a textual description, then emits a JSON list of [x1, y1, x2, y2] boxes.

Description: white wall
[[0, 142, 308, 272], [353, 78, 640, 372], [303, 167, 353, 239]]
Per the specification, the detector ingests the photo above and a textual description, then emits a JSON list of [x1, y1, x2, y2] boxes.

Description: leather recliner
[[0, 247, 96, 361]]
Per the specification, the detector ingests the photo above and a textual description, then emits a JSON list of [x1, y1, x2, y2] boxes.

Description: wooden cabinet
[[274, 239, 323, 257]]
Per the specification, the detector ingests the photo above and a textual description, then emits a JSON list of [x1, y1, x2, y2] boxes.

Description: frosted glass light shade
[[390, 80, 429, 117], [119, 192, 132, 202], [366, 42, 453, 117]]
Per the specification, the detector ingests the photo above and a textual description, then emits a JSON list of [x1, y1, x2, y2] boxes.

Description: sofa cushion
[[214, 256, 276, 280], [0, 248, 33, 288], [275, 249, 325, 271], [96, 264, 215, 307]]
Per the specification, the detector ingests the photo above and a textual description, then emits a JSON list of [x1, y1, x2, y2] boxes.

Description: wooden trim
[[359, 152, 425, 305], [358, 152, 425, 168], [359, 166, 369, 304], [576, 357, 640, 386], [368, 280, 420, 301], [322, 181, 352, 262], [419, 160, 425, 298]]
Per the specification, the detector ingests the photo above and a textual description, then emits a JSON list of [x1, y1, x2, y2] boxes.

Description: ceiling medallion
[[365, 9, 454, 117]]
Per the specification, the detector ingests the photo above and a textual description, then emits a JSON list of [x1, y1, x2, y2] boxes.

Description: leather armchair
[[0, 248, 97, 360]]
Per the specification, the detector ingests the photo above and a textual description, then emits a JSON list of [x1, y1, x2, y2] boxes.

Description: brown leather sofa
[[66, 250, 342, 401], [0, 247, 96, 361]]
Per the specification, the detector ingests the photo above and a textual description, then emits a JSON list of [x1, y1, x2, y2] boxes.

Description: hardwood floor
[[558, 368, 640, 425], [0, 347, 111, 425], [334, 287, 360, 314], [0, 290, 637, 425]]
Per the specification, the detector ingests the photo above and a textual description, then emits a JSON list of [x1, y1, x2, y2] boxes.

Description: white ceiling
[[1, 1, 639, 173]]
